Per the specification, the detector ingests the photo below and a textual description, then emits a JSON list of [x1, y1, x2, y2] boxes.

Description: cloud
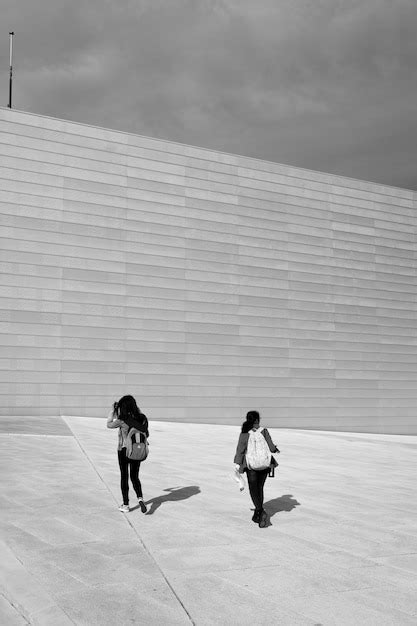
[[2, 0, 417, 188]]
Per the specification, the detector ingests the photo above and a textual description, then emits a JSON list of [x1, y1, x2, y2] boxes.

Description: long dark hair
[[114, 395, 144, 424], [241, 410, 260, 433]]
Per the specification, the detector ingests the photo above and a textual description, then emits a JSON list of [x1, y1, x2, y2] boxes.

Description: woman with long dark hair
[[107, 395, 149, 513], [234, 410, 280, 527]]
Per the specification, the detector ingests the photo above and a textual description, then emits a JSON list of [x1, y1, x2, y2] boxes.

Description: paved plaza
[[1, 416, 416, 625]]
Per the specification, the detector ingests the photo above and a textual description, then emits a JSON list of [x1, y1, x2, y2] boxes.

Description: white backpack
[[245, 428, 271, 470]]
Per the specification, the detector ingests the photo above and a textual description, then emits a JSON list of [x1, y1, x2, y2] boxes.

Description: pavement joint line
[[63, 417, 196, 626], [0, 592, 31, 625], [0, 542, 77, 626], [372, 550, 417, 557]]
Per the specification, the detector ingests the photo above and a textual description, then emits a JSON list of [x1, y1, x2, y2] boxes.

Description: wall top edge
[[0, 106, 415, 196]]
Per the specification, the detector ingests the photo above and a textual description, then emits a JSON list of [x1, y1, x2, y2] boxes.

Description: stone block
[[0, 109, 416, 430]]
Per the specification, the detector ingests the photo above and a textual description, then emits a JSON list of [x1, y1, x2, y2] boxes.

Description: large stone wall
[[0, 107, 416, 433]]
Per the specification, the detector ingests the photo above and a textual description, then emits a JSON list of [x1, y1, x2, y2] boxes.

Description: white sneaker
[[118, 504, 130, 512]]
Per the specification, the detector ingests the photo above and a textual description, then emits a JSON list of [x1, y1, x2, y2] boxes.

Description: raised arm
[[106, 410, 122, 429]]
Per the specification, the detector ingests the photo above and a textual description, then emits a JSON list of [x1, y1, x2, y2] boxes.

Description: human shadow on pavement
[[143, 486, 201, 515], [262, 494, 300, 527]]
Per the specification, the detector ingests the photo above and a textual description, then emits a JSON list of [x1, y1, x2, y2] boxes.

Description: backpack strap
[[126, 427, 144, 455]]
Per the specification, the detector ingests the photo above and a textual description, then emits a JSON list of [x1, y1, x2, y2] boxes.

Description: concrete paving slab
[[215, 550, 385, 597], [276, 590, 417, 626], [29, 604, 77, 626], [313, 549, 381, 570], [12, 517, 98, 546], [344, 583, 417, 620], [1, 416, 417, 625], [0, 594, 29, 626], [371, 553, 417, 575], [21, 554, 88, 596], [0, 540, 73, 625], [2, 524, 52, 561], [168, 572, 316, 625], [55, 583, 191, 626], [153, 541, 282, 576], [0, 416, 72, 436]]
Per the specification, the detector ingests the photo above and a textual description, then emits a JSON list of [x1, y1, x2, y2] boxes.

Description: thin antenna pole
[[8, 31, 14, 108]]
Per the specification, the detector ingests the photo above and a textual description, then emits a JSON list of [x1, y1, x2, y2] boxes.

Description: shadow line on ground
[[261, 494, 300, 527], [143, 486, 201, 515]]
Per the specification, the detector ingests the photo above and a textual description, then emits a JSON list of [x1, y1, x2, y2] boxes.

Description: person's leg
[[118, 448, 129, 506], [129, 460, 142, 498], [257, 469, 269, 527], [257, 469, 269, 509], [129, 460, 147, 513], [246, 469, 263, 520]]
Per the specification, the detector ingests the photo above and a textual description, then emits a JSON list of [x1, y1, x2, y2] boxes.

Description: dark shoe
[[138, 499, 147, 514], [252, 510, 261, 523], [258, 509, 268, 528]]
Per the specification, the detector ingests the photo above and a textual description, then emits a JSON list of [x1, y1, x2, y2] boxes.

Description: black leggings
[[118, 448, 143, 505], [246, 468, 269, 511]]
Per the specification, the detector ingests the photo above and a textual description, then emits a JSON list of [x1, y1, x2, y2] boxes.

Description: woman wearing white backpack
[[234, 410, 280, 527]]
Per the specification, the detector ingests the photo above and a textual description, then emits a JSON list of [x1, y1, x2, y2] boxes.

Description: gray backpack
[[127, 428, 149, 461]]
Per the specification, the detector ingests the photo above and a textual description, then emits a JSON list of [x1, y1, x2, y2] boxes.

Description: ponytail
[[241, 410, 260, 433]]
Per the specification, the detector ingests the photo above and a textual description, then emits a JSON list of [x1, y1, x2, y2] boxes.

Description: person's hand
[[234, 463, 241, 471]]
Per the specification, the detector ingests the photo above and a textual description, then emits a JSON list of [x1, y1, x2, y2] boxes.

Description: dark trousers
[[246, 468, 269, 511], [118, 447, 143, 505]]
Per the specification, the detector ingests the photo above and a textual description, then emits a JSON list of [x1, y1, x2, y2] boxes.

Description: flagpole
[[8, 31, 14, 108]]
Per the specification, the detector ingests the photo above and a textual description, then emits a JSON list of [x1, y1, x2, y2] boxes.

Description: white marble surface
[[1, 416, 416, 624]]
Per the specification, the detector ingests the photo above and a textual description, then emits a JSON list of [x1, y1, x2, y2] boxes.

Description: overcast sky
[[2, 0, 417, 190]]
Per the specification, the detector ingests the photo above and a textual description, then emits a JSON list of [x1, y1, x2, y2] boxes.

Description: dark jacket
[[234, 428, 279, 472], [121, 413, 149, 438]]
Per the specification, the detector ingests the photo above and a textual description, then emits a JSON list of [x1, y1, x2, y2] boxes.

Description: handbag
[[127, 428, 149, 461]]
